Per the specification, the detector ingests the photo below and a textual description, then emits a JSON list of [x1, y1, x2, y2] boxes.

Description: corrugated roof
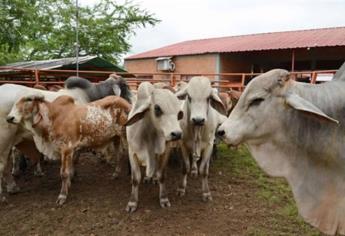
[[126, 27, 345, 60], [4, 55, 126, 72]]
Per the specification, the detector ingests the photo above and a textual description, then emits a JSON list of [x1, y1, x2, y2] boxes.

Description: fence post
[[34, 69, 40, 86], [241, 74, 246, 91], [170, 73, 176, 87], [310, 72, 317, 84]]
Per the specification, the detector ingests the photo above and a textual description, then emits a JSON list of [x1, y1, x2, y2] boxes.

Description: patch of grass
[[214, 144, 321, 236]]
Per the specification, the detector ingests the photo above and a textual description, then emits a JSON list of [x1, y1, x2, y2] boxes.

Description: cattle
[[0, 76, 131, 201], [174, 81, 188, 92], [217, 65, 345, 235], [64, 75, 132, 103], [125, 82, 183, 212], [11, 140, 44, 177], [7, 94, 131, 205], [175, 76, 226, 201]]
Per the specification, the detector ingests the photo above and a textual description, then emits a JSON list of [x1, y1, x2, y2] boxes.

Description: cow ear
[[175, 87, 188, 100], [285, 93, 339, 124], [112, 84, 121, 97], [25, 94, 44, 102], [32, 103, 44, 126], [33, 111, 42, 126], [210, 89, 226, 115], [125, 100, 150, 126]]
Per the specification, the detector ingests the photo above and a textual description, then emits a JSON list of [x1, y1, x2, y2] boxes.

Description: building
[[124, 27, 345, 87], [0, 56, 126, 85]]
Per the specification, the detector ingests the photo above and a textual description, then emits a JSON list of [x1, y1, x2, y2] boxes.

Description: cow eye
[[154, 104, 163, 117], [178, 111, 183, 120], [249, 98, 264, 107]]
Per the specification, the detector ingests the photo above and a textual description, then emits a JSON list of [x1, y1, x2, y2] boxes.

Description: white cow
[[217, 66, 345, 235], [176, 76, 226, 201], [125, 82, 183, 212]]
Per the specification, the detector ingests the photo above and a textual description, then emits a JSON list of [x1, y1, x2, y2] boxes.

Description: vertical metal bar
[[311, 72, 317, 84], [241, 74, 245, 91], [292, 50, 295, 71], [34, 70, 40, 85], [75, 0, 79, 77]]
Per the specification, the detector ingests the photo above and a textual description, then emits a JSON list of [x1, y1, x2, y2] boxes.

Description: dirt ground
[[0, 147, 319, 236]]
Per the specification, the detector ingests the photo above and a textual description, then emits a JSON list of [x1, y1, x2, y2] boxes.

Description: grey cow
[[125, 82, 183, 212], [217, 65, 345, 235], [176, 76, 226, 201]]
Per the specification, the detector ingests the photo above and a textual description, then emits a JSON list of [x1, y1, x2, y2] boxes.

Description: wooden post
[[34, 70, 40, 86], [170, 73, 175, 87], [291, 50, 295, 72], [311, 72, 317, 84], [241, 74, 246, 91]]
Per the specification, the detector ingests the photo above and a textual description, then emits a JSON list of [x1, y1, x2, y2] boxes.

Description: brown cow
[[7, 95, 131, 205], [218, 89, 242, 116]]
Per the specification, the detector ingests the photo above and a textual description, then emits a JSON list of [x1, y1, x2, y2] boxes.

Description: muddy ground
[[0, 146, 320, 236]]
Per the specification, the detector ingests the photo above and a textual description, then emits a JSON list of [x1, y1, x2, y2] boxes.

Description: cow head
[[126, 82, 183, 141], [217, 69, 339, 146], [176, 76, 225, 126], [7, 94, 45, 126]]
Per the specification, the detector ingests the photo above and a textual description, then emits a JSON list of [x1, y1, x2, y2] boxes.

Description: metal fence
[[0, 67, 337, 91]]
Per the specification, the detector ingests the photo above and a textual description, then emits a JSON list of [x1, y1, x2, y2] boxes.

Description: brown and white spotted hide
[[7, 95, 131, 205]]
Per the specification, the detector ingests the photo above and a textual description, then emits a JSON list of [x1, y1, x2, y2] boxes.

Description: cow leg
[[0, 125, 19, 201], [33, 158, 44, 177], [177, 145, 190, 197], [126, 153, 141, 213], [157, 150, 171, 208], [56, 149, 74, 205], [199, 145, 213, 202], [11, 147, 22, 176], [191, 157, 199, 178], [111, 140, 122, 179], [4, 156, 19, 194]]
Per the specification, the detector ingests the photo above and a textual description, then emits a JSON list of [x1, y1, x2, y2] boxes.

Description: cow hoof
[[7, 185, 20, 194], [112, 172, 119, 179], [11, 170, 21, 177], [160, 198, 171, 208], [190, 170, 198, 178], [152, 177, 159, 185], [202, 192, 213, 202], [125, 201, 138, 213], [34, 171, 45, 177], [56, 195, 67, 206], [0, 195, 7, 203], [176, 188, 186, 197], [143, 176, 152, 184]]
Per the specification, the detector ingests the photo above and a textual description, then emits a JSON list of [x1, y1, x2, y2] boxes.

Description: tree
[[0, 0, 159, 65]]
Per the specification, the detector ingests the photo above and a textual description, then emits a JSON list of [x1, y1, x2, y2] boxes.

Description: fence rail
[[0, 66, 337, 91]]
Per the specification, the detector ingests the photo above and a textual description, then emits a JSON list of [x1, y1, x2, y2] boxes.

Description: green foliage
[[0, 0, 160, 65]]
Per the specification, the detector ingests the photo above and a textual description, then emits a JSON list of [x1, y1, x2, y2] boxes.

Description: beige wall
[[125, 54, 217, 73]]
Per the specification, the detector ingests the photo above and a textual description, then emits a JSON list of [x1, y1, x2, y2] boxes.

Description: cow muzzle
[[6, 116, 16, 124], [170, 131, 182, 141], [216, 129, 225, 138], [192, 117, 205, 126]]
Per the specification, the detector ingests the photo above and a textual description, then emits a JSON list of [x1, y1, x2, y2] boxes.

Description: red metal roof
[[126, 27, 345, 60]]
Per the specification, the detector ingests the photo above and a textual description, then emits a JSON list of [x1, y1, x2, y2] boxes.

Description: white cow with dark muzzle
[[125, 82, 183, 212], [217, 66, 345, 235], [176, 76, 226, 201]]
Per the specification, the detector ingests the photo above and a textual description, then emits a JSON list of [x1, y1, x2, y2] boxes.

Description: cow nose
[[217, 129, 225, 137], [192, 117, 205, 126], [170, 131, 182, 140], [6, 116, 15, 123]]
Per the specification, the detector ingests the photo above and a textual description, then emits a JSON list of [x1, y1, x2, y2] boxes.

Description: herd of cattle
[[1, 63, 345, 235]]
